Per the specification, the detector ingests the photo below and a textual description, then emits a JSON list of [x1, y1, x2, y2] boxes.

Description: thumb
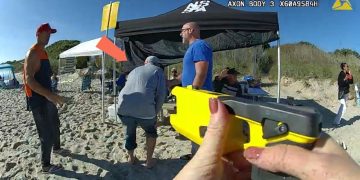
[[244, 145, 319, 179], [196, 98, 231, 157]]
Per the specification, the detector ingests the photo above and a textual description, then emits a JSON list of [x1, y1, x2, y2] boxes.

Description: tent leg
[[277, 33, 281, 103], [58, 58, 60, 91], [101, 53, 105, 122], [167, 66, 170, 80], [113, 38, 117, 122], [102, 17, 111, 122]]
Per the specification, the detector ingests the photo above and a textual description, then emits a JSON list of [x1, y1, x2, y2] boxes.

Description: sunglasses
[[181, 28, 191, 32]]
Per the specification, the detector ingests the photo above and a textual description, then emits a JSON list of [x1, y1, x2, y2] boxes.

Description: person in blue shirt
[[179, 22, 213, 160], [179, 22, 213, 91], [116, 71, 129, 92]]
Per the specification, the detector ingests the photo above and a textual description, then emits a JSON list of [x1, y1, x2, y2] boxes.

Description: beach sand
[[0, 74, 359, 179]]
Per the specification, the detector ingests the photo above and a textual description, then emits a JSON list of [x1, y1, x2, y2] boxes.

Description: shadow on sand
[[53, 153, 187, 180]]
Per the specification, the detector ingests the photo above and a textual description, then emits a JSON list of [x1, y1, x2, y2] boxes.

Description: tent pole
[[253, 46, 257, 77], [167, 66, 170, 80], [58, 58, 60, 91], [113, 37, 117, 122], [277, 31, 281, 103], [101, 1, 113, 122], [101, 53, 106, 122]]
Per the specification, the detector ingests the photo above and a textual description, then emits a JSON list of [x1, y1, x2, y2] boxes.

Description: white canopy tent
[[59, 37, 119, 122], [59, 38, 103, 75], [59, 38, 102, 58]]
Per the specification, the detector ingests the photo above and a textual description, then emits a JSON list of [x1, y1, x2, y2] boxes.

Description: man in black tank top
[[24, 23, 66, 173]]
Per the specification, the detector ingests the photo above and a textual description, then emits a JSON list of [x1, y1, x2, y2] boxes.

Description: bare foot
[[128, 156, 138, 165], [143, 158, 156, 169]]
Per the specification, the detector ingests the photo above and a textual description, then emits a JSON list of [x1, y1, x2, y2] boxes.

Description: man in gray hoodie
[[117, 56, 166, 168]]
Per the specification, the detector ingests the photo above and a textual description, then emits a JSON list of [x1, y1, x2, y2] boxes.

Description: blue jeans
[[31, 101, 60, 167], [119, 115, 158, 150]]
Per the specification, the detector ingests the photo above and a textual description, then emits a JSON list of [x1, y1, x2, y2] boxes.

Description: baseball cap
[[36, 23, 57, 36], [227, 68, 239, 75]]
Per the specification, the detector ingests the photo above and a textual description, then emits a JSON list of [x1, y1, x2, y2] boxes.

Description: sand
[[0, 74, 359, 179]]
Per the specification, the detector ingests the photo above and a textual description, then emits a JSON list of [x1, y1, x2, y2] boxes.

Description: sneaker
[[42, 164, 63, 173], [53, 148, 71, 156], [341, 141, 347, 150], [336, 140, 347, 150]]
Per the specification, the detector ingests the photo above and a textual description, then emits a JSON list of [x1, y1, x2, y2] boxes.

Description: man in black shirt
[[334, 63, 353, 126]]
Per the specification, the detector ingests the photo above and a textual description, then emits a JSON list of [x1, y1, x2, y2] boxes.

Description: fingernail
[[209, 98, 218, 114], [244, 147, 264, 160]]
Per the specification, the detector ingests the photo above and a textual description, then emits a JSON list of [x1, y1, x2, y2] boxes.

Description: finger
[[196, 98, 231, 157], [223, 160, 251, 180], [244, 145, 321, 179], [224, 150, 251, 170]]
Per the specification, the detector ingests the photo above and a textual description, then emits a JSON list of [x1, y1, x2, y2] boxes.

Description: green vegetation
[[206, 41, 359, 81], [1, 40, 80, 74], [2, 40, 360, 83], [46, 40, 80, 73], [2, 59, 24, 72]]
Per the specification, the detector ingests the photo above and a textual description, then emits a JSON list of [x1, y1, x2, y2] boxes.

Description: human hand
[[244, 133, 360, 180], [345, 74, 352, 80], [47, 93, 64, 107], [346, 72, 352, 80], [174, 98, 251, 180]]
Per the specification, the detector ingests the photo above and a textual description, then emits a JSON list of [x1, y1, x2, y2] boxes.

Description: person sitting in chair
[[0, 75, 5, 88], [51, 73, 58, 92], [213, 68, 243, 97]]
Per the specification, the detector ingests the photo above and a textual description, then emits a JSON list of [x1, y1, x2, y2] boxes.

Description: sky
[[0, 0, 359, 63]]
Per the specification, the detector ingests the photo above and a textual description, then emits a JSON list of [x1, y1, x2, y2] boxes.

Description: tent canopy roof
[[0, 64, 14, 70], [0, 64, 15, 81], [115, 0, 279, 68], [59, 38, 102, 59]]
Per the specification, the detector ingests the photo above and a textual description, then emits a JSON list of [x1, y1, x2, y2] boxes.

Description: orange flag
[[96, 35, 127, 62]]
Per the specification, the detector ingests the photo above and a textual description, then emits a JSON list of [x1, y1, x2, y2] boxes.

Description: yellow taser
[[170, 86, 322, 154]]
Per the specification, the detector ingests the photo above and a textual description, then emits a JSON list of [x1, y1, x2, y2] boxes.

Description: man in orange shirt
[[24, 23, 65, 173]]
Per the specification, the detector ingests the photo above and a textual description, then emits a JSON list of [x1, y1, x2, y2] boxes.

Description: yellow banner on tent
[[101, 1, 120, 31]]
